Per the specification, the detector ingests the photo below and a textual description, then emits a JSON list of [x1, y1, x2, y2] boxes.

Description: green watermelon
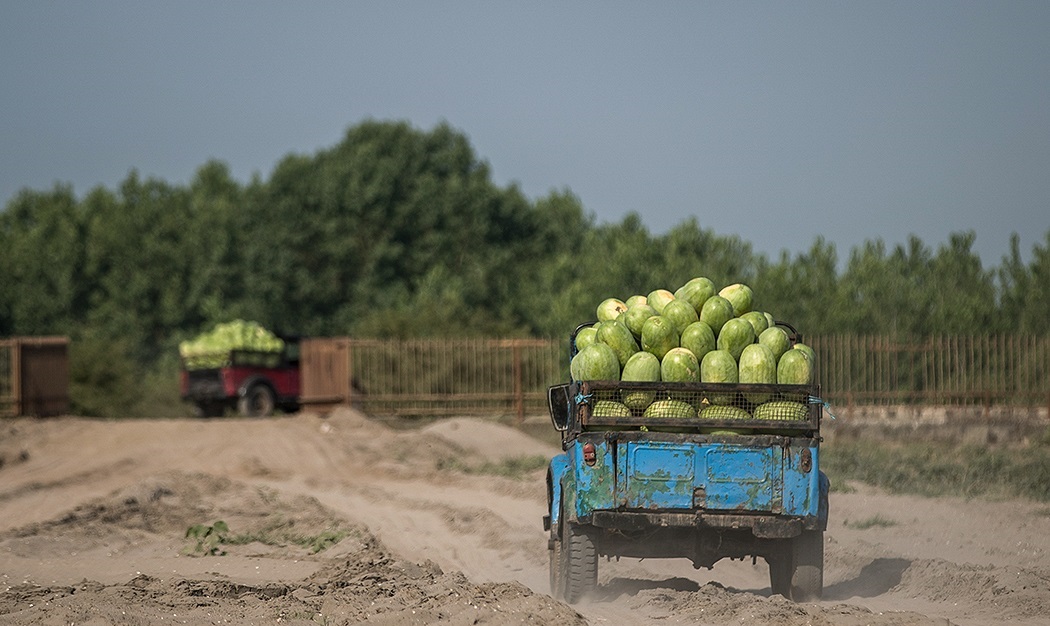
[[662, 298, 699, 335], [740, 311, 769, 337], [593, 400, 632, 417], [641, 315, 679, 360], [623, 303, 657, 339], [644, 399, 696, 419], [621, 351, 660, 410], [596, 297, 627, 322], [777, 349, 813, 385], [647, 289, 676, 314], [793, 343, 817, 368], [625, 294, 648, 308], [674, 277, 716, 313], [764, 312, 776, 329], [680, 320, 715, 363], [718, 283, 754, 316], [738, 343, 776, 403], [574, 326, 598, 352], [570, 343, 620, 381], [701, 349, 738, 405], [700, 404, 751, 420], [758, 326, 791, 362], [716, 318, 756, 361], [596, 319, 639, 368], [661, 347, 700, 383], [699, 295, 735, 335], [753, 401, 808, 421]]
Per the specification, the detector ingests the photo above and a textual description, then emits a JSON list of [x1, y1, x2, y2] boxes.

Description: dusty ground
[[1, 409, 1049, 625]]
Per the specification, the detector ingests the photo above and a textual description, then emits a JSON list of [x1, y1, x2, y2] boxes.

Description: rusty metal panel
[[298, 337, 352, 411], [1, 337, 69, 417]]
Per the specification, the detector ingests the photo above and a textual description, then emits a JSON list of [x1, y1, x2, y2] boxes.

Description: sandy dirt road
[[1, 409, 1048, 625]]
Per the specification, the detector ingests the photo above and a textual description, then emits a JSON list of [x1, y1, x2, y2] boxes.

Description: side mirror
[[547, 383, 572, 432]]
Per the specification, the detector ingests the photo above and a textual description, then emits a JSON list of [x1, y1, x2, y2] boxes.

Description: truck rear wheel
[[768, 530, 823, 601], [558, 522, 597, 603], [790, 530, 824, 601], [238, 384, 275, 417]]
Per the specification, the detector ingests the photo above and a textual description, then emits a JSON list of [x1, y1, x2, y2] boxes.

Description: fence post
[[513, 341, 524, 425]]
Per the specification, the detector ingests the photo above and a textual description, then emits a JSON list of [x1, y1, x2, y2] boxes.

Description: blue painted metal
[[558, 438, 824, 524]]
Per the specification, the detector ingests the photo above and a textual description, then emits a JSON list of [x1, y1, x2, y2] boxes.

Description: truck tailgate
[[621, 441, 782, 512]]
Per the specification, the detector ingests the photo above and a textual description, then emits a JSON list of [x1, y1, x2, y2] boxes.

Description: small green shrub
[[184, 520, 230, 556], [844, 514, 898, 530]]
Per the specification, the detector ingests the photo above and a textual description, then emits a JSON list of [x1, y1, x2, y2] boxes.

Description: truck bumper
[[589, 510, 820, 539]]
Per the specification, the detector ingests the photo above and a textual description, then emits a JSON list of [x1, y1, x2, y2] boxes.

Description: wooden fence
[[336, 335, 1050, 419]]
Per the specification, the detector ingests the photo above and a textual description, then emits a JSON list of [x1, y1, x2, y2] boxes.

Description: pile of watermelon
[[179, 320, 285, 370], [570, 278, 815, 421]]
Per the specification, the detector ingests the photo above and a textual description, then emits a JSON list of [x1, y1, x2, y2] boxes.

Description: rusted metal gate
[[0, 336, 70, 417]]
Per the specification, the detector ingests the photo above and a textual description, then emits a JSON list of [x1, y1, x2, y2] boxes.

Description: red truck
[[179, 339, 301, 417]]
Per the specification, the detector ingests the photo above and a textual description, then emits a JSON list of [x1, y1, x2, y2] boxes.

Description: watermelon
[[680, 320, 716, 363], [644, 399, 696, 419], [758, 326, 791, 362], [647, 289, 676, 314], [574, 326, 598, 353], [740, 311, 769, 337], [753, 401, 808, 421], [625, 294, 648, 308], [718, 283, 754, 316], [777, 349, 813, 385], [793, 342, 817, 368], [179, 320, 285, 369], [593, 400, 632, 417], [716, 318, 756, 361], [641, 315, 679, 360], [699, 295, 735, 335], [621, 351, 660, 410], [623, 303, 657, 339], [700, 404, 751, 421], [674, 277, 716, 313], [738, 343, 776, 403], [764, 312, 775, 329], [701, 349, 738, 405], [662, 298, 699, 335], [661, 347, 700, 384], [596, 297, 627, 322], [596, 319, 639, 368], [570, 343, 620, 381]]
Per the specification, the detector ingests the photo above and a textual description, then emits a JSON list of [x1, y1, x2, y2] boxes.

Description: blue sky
[[3, 1, 1048, 267]]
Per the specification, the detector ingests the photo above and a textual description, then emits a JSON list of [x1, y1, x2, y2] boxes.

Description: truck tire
[[790, 530, 824, 601], [238, 384, 275, 417], [549, 533, 564, 600], [767, 550, 792, 598], [559, 522, 597, 603]]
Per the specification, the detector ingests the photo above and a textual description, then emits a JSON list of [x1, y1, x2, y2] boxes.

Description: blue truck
[[543, 325, 829, 603]]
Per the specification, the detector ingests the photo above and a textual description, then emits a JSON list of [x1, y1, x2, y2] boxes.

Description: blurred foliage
[[2, 119, 1049, 415], [824, 440, 1050, 502]]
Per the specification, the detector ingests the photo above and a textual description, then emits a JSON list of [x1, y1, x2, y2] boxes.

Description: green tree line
[[2, 120, 1048, 412]]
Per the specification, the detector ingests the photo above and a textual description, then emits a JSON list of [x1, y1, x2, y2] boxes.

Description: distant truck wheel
[[238, 384, 275, 417]]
